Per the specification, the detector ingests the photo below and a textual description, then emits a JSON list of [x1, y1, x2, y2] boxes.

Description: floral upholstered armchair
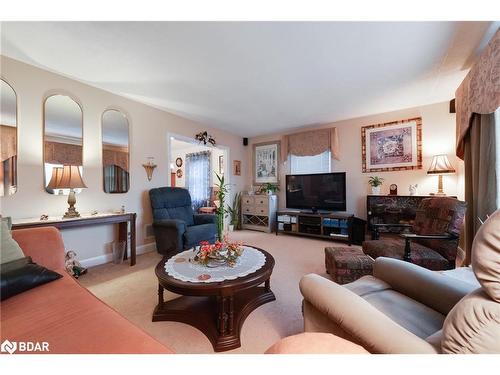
[[362, 197, 467, 270]]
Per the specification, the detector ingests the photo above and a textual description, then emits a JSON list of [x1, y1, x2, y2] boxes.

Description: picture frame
[[175, 157, 183, 167], [361, 117, 422, 173], [218, 155, 224, 174], [233, 160, 241, 176], [253, 141, 280, 184]]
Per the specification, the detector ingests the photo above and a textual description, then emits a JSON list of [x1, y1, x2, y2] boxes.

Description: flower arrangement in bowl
[[193, 236, 244, 267]]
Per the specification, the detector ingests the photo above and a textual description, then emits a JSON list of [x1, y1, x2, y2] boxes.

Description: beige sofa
[[300, 209, 500, 354]]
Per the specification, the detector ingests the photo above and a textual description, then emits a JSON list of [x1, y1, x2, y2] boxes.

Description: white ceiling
[[1, 22, 496, 137]]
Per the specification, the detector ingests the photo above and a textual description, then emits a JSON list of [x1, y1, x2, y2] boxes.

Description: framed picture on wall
[[218, 155, 224, 174], [361, 117, 422, 173], [253, 141, 280, 184], [233, 160, 241, 176]]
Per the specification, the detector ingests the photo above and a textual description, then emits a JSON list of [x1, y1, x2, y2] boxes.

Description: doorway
[[168, 133, 230, 213]]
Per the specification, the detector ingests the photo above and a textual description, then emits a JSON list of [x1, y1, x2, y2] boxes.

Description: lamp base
[[63, 189, 81, 218]]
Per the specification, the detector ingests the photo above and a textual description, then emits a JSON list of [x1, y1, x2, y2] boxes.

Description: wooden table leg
[[118, 221, 128, 261], [130, 214, 137, 266], [265, 279, 271, 292], [158, 284, 164, 305], [218, 296, 227, 335], [228, 296, 234, 334]]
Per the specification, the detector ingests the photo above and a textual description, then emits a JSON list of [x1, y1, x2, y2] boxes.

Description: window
[[290, 150, 331, 174], [185, 151, 211, 211]]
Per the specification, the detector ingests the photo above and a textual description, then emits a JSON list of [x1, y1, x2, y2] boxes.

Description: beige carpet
[[79, 230, 354, 354]]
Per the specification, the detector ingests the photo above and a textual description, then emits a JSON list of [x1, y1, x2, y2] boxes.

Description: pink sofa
[[1, 226, 174, 354]]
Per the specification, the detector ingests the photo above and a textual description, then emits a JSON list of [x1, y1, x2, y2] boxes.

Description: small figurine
[[121, 205, 125, 214], [409, 184, 418, 196], [40, 214, 49, 221], [90, 210, 98, 216], [65, 250, 87, 279]]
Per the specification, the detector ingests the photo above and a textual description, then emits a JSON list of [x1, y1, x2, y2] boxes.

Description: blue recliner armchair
[[149, 187, 217, 256]]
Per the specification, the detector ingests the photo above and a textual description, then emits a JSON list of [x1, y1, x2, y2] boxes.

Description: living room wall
[[0, 55, 248, 265], [247, 101, 463, 219]]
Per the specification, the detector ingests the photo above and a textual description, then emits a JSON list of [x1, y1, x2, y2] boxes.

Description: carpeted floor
[[79, 230, 354, 354]]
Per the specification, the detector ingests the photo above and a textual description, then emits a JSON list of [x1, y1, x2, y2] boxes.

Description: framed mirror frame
[[101, 108, 130, 194], [43, 92, 84, 195], [0, 78, 18, 196]]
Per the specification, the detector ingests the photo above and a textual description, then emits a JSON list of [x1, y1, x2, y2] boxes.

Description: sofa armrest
[[373, 257, 476, 315], [371, 223, 412, 239], [12, 227, 65, 270], [193, 214, 217, 225], [152, 219, 187, 254], [299, 273, 437, 354], [153, 219, 186, 232], [400, 233, 456, 264]]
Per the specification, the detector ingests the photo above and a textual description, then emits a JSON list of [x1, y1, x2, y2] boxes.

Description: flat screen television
[[286, 172, 346, 212]]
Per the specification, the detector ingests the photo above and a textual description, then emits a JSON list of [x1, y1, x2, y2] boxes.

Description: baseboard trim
[[80, 242, 157, 268]]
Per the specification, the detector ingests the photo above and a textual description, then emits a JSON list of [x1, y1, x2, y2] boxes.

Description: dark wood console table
[[366, 195, 456, 233], [12, 213, 137, 266]]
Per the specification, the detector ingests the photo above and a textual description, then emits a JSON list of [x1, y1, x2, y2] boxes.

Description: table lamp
[[46, 167, 64, 195], [427, 154, 455, 196], [50, 165, 87, 218]]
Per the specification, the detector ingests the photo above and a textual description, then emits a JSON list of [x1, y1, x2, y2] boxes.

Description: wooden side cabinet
[[241, 194, 277, 233]]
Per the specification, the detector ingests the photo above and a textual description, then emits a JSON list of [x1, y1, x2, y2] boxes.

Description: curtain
[[104, 165, 129, 193], [456, 29, 499, 159], [186, 151, 211, 211], [281, 127, 340, 163], [462, 110, 500, 265]]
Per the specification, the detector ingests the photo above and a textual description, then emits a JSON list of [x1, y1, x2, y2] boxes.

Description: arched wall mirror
[[44, 94, 84, 195], [102, 109, 130, 193], [0, 79, 18, 196]]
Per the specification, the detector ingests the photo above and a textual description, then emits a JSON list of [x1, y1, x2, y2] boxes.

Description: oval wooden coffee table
[[153, 246, 276, 352]]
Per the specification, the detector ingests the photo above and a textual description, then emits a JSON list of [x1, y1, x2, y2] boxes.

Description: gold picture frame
[[361, 117, 422, 173]]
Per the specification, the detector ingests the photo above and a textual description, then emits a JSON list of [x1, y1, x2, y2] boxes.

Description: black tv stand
[[275, 210, 366, 245]]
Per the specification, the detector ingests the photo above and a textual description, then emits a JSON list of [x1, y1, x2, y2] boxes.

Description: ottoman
[[325, 247, 374, 284]]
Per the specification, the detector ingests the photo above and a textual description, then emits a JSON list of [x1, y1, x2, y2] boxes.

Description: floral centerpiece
[[193, 236, 244, 267]]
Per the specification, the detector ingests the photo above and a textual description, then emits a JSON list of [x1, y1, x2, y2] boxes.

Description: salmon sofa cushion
[[1, 270, 173, 354]]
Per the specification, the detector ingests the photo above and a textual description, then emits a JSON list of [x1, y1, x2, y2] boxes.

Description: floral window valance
[[456, 28, 500, 160], [281, 127, 340, 163]]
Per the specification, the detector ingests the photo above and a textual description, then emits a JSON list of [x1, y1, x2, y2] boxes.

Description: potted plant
[[258, 183, 280, 195], [226, 192, 242, 231], [368, 176, 384, 195], [214, 173, 229, 240]]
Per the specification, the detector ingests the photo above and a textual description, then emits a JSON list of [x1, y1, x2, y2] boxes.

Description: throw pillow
[[0, 256, 62, 301], [1, 218, 25, 264]]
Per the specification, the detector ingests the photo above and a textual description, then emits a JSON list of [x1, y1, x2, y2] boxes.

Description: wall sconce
[[142, 157, 157, 181]]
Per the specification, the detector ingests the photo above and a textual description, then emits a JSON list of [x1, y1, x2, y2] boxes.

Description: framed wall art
[[253, 141, 280, 184], [361, 117, 422, 173], [233, 160, 241, 176]]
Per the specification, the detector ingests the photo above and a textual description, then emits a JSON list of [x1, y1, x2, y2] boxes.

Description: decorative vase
[[371, 186, 381, 195]]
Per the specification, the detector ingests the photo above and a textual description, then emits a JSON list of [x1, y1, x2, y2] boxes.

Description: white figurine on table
[[409, 184, 418, 196]]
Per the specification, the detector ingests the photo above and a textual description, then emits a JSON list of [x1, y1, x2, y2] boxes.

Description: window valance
[[456, 28, 500, 160], [281, 127, 340, 163]]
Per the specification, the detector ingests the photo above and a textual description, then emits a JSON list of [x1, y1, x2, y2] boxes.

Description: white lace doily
[[164, 246, 266, 283]]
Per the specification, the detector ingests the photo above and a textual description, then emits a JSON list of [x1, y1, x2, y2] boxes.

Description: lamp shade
[[46, 167, 64, 189], [427, 154, 455, 175], [56, 165, 87, 189]]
